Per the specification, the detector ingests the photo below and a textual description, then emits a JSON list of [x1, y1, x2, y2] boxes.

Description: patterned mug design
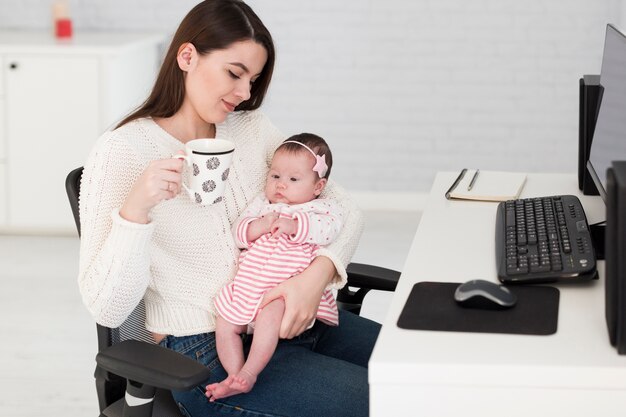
[[176, 138, 234, 205], [207, 157, 220, 170], [202, 180, 216, 193]]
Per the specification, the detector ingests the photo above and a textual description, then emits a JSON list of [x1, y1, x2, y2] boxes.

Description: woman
[[78, 1, 378, 416]]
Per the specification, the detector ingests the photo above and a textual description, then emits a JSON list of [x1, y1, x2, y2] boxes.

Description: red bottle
[[55, 18, 73, 39], [52, 1, 73, 40]]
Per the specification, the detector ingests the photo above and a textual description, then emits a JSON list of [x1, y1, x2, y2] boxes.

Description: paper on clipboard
[[445, 169, 527, 202]]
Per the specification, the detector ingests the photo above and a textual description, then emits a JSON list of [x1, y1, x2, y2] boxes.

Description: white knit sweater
[[78, 110, 364, 337]]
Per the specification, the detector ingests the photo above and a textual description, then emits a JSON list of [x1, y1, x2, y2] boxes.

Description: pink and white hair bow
[[282, 140, 328, 178]]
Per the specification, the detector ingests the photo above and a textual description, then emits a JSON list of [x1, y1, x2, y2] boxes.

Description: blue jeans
[[159, 310, 380, 417]]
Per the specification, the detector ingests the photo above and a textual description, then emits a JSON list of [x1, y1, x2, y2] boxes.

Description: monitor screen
[[587, 24, 626, 202]]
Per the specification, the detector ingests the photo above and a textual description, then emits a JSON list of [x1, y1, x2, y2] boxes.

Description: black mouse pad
[[397, 282, 559, 335]]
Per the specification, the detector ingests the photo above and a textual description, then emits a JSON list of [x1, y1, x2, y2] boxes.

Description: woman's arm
[[315, 180, 364, 288], [78, 134, 159, 327], [262, 256, 336, 338]]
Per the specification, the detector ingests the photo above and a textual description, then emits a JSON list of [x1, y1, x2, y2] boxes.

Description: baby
[[207, 133, 343, 401]]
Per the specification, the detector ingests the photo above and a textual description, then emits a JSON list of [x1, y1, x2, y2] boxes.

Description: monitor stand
[[590, 221, 606, 260]]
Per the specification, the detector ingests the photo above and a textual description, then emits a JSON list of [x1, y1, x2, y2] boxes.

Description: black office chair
[[66, 166, 400, 417]]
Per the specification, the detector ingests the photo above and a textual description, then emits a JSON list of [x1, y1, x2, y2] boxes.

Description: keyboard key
[[506, 209, 516, 226], [530, 264, 551, 273], [507, 266, 529, 275]]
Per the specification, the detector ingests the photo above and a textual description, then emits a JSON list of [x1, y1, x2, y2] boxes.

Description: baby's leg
[[215, 315, 247, 375], [239, 297, 285, 382], [206, 316, 246, 400], [209, 298, 285, 401]]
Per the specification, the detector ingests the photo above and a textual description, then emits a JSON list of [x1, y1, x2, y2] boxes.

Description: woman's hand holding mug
[[120, 137, 235, 224], [120, 156, 184, 224]]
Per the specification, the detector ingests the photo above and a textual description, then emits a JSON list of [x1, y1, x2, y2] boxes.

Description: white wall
[[0, 0, 622, 195]]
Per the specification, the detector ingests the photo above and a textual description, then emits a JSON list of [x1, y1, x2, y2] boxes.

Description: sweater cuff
[[315, 247, 347, 290], [109, 209, 155, 253]]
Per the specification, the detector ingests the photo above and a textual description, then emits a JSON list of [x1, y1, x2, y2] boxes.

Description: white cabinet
[[0, 54, 7, 225], [0, 158, 5, 227], [0, 31, 164, 233]]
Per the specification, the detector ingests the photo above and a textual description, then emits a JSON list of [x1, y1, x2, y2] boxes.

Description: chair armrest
[[346, 262, 400, 292], [96, 340, 211, 391]]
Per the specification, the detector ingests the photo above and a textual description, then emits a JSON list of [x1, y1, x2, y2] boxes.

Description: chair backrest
[[65, 167, 83, 236], [65, 167, 156, 411]]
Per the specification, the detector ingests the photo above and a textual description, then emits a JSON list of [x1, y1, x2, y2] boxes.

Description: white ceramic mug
[[175, 138, 235, 205]]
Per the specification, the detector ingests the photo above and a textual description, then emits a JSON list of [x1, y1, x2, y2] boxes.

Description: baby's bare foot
[[205, 375, 234, 401], [206, 370, 257, 401], [230, 369, 256, 393]]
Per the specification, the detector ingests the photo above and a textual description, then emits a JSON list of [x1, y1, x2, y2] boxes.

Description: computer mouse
[[454, 279, 517, 310]]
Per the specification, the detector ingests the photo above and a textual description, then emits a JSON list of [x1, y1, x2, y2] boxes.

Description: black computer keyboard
[[495, 195, 597, 284]]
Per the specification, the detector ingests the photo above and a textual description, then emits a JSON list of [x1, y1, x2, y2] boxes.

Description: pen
[[467, 169, 479, 191]]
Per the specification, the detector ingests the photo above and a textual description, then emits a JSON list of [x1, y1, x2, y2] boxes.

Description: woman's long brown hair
[[117, 0, 275, 128]]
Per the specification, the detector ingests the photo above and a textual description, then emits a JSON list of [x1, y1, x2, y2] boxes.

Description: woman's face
[[179, 40, 268, 125]]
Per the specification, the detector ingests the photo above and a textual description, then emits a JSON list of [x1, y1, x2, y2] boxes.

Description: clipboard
[[445, 169, 527, 202]]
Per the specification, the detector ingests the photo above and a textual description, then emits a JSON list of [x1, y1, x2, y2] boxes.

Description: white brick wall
[[0, 0, 622, 195]]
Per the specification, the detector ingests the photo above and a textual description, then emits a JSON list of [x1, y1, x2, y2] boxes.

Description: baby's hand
[[259, 212, 279, 233], [270, 218, 297, 238], [246, 212, 280, 243]]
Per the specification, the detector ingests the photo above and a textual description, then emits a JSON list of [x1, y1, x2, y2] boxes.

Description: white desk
[[369, 172, 626, 417]]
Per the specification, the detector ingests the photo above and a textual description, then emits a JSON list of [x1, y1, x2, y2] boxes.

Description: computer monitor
[[587, 25, 626, 354], [587, 24, 626, 201]]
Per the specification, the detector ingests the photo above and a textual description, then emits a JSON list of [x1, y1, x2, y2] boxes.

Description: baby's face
[[265, 149, 326, 204]]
